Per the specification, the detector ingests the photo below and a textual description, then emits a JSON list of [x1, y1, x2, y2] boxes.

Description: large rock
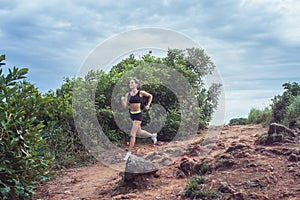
[[289, 117, 300, 129], [257, 123, 298, 145], [179, 159, 194, 176], [268, 123, 296, 137], [225, 143, 250, 153], [124, 154, 158, 182]]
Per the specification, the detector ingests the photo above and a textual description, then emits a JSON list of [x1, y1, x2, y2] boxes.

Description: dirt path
[[34, 125, 300, 200], [33, 163, 119, 200]]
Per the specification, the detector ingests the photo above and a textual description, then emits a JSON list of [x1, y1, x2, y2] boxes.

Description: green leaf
[[0, 186, 11, 195], [1, 120, 7, 130], [17, 68, 29, 76], [0, 54, 5, 62], [35, 123, 45, 130]]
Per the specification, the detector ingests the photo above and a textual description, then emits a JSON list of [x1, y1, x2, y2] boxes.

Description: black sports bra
[[128, 90, 141, 104]]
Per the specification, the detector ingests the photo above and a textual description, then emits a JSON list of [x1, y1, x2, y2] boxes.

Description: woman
[[121, 79, 157, 160]]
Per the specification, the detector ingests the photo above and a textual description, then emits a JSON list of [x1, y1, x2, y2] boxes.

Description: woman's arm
[[121, 92, 129, 109], [140, 90, 153, 110]]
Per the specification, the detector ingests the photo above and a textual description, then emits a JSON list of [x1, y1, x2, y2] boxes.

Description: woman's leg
[[137, 127, 157, 144], [128, 120, 141, 152], [137, 127, 153, 137]]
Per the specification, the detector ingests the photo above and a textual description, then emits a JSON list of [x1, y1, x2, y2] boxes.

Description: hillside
[[34, 124, 300, 200]]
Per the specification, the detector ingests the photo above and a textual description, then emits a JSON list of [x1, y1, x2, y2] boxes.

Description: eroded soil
[[34, 125, 300, 200]]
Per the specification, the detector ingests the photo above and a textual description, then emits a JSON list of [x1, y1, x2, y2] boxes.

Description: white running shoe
[[152, 133, 157, 144], [124, 152, 131, 161]]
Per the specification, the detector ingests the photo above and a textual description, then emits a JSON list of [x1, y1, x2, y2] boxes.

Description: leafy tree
[[0, 55, 50, 199], [271, 82, 300, 124], [92, 48, 222, 141], [230, 82, 300, 126], [283, 82, 300, 96], [247, 107, 272, 125], [284, 94, 300, 125]]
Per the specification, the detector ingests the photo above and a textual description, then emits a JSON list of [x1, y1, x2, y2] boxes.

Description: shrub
[[0, 55, 50, 199], [185, 176, 221, 199], [271, 82, 300, 124], [283, 96, 300, 125], [229, 117, 247, 125], [232, 82, 299, 126], [247, 107, 272, 125], [41, 78, 93, 169]]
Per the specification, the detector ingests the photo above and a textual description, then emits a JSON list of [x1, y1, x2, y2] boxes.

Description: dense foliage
[[81, 49, 222, 142], [272, 82, 300, 125], [229, 82, 300, 126], [0, 55, 50, 199], [229, 117, 247, 126], [41, 78, 93, 168], [247, 107, 272, 125], [0, 56, 92, 199], [0, 48, 222, 199]]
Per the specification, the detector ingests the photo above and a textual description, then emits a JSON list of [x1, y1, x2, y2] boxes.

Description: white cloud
[[0, 0, 299, 121], [278, 2, 300, 43], [239, 0, 300, 44]]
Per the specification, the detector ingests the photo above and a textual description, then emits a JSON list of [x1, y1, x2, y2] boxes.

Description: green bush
[[247, 107, 272, 125], [41, 78, 93, 169], [90, 49, 222, 141], [185, 176, 221, 199], [0, 55, 50, 199], [230, 82, 299, 126], [283, 96, 300, 125], [229, 117, 247, 125], [271, 82, 300, 124]]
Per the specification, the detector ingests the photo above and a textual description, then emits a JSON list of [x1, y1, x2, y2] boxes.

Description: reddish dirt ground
[[34, 125, 300, 200]]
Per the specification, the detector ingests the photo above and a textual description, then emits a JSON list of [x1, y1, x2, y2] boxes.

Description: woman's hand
[[140, 91, 153, 111], [121, 93, 128, 109]]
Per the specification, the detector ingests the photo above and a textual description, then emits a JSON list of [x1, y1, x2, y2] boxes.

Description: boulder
[[214, 153, 236, 170], [193, 162, 213, 175], [256, 123, 298, 145], [268, 123, 296, 137], [289, 117, 300, 129], [226, 143, 250, 153], [179, 159, 194, 176], [174, 169, 186, 179], [288, 154, 300, 162], [215, 158, 235, 170], [124, 154, 158, 182]]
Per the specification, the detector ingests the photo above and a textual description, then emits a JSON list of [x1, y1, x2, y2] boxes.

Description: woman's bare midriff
[[129, 103, 141, 112]]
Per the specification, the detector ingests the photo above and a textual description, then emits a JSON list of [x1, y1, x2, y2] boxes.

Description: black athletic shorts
[[130, 112, 143, 121]]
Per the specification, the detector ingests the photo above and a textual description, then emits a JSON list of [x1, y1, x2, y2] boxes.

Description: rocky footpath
[[174, 123, 300, 200], [34, 123, 300, 200]]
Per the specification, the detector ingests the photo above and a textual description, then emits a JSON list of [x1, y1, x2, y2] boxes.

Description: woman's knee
[[130, 127, 137, 137], [130, 131, 137, 137]]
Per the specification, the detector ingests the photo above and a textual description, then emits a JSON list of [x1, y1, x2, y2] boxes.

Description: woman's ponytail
[[133, 78, 142, 90]]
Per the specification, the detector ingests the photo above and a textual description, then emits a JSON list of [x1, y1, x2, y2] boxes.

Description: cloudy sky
[[1, 0, 299, 123]]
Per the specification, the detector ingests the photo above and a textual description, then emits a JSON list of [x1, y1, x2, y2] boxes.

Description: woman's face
[[129, 80, 137, 89]]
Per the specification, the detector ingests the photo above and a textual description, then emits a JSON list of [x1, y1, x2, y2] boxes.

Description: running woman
[[121, 78, 157, 160]]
